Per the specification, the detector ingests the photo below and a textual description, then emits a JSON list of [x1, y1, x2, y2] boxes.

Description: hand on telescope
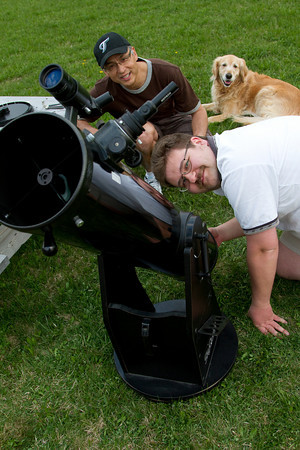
[[208, 227, 223, 247], [208, 218, 244, 247], [247, 303, 289, 337]]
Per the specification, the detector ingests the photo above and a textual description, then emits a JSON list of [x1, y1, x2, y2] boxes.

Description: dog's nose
[[226, 73, 232, 80]]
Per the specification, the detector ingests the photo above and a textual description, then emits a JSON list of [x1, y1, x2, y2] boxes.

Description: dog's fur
[[203, 54, 300, 124]]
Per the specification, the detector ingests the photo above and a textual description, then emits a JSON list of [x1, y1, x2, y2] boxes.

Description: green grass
[[0, 0, 299, 448]]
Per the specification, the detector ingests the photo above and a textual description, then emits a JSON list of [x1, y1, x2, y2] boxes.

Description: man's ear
[[131, 47, 138, 61], [190, 136, 209, 146]]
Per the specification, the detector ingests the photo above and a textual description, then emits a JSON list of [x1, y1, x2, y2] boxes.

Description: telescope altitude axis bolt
[[108, 136, 127, 154]]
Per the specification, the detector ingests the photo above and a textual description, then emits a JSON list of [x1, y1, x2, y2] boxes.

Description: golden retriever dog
[[203, 54, 300, 124]]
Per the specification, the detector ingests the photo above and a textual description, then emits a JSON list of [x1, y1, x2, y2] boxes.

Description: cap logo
[[99, 37, 109, 53]]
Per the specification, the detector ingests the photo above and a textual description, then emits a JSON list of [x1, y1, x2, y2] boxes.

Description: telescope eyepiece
[[39, 64, 77, 101], [40, 64, 113, 118], [41, 66, 63, 89]]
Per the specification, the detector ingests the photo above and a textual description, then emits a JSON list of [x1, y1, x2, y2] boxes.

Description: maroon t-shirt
[[89, 58, 201, 124]]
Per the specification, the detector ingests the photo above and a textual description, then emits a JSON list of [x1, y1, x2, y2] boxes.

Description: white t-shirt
[[215, 116, 300, 235]]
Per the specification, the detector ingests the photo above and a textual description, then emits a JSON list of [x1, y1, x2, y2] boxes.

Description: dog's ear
[[211, 57, 222, 81], [239, 58, 248, 81]]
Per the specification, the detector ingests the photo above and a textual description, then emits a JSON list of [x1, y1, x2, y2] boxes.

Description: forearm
[[209, 217, 244, 246], [77, 119, 98, 134], [246, 231, 278, 308], [192, 105, 208, 136]]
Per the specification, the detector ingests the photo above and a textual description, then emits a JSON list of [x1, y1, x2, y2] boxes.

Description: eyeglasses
[[178, 140, 192, 189], [103, 49, 133, 73]]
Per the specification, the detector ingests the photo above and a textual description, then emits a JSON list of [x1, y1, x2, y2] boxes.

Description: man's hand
[[208, 217, 244, 246], [247, 303, 289, 336], [208, 227, 223, 247], [246, 229, 287, 337]]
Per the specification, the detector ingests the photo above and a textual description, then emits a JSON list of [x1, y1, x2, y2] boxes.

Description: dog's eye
[[222, 63, 227, 67], [233, 64, 238, 68]]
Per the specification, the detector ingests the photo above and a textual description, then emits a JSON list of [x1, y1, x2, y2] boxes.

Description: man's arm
[[191, 104, 209, 136], [209, 217, 244, 246], [77, 119, 99, 134], [246, 228, 289, 336], [210, 220, 289, 336]]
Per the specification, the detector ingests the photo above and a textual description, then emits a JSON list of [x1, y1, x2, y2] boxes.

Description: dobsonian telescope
[[0, 65, 238, 401]]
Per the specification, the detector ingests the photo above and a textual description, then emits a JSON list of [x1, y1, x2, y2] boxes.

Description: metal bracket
[[141, 318, 154, 356], [196, 315, 229, 337]]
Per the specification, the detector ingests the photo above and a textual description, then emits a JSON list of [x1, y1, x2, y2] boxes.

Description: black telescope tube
[[40, 64, 76, 99], [39, 64, 113, 116]]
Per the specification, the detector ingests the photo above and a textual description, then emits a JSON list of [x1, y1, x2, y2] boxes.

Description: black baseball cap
[[94, 32, 131, 68]]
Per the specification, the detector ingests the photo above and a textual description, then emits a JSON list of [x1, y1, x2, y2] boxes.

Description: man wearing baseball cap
[[77, 32, 208, 193]]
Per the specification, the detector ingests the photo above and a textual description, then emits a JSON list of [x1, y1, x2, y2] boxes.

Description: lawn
[[0, 0, 299, 448]]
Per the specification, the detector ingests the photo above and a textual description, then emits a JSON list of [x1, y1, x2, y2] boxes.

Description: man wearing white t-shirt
[[151, 116, 300, 337]]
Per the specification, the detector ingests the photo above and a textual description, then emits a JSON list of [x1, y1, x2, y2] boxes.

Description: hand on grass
[[247, 304, 289, 337]]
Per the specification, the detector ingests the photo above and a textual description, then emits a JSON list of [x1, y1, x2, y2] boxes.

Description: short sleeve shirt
[[214, 116, 300, 235], [89, 58, 201, 123]]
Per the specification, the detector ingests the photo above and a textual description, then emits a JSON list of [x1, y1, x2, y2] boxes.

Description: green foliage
[[0, 0, 299, 448]]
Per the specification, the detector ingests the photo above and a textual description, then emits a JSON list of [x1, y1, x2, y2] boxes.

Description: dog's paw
[[208, 114, 228, 123], [202, 102, 216, 111]]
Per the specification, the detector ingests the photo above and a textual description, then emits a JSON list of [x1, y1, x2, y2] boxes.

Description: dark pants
[[152, 112, 211, 138]]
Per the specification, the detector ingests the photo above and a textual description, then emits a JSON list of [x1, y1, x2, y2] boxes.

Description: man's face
[[165, 137, 220, 194], [103, 47, 140, 88]]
